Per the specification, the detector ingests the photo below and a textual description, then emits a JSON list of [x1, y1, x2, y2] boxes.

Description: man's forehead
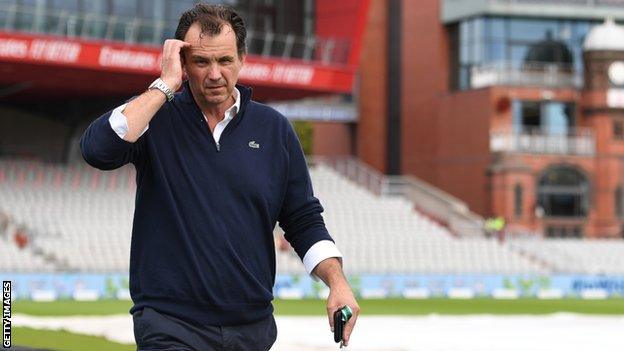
[[184, 23, 236, 46]]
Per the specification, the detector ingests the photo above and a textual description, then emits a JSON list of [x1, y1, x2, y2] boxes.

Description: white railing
[[309, 156, 486, 237], [490, 127, 595, 156], [398, 176, 485, 237], [309, 156, 386, 195], [470, 61, 582, 89]]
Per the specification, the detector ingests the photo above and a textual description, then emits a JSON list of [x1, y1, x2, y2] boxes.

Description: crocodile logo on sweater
[[248, 141, 260, 149]]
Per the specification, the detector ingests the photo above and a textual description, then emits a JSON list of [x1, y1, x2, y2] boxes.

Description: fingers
[[162, 40, 188, 64], [342, 306, 360, 347], [327, 303, 360, 347], [326, 286, 360, 346], [326, 305, 337, 332], [160, 39, 190, 91], [163, 39, 189, 53]]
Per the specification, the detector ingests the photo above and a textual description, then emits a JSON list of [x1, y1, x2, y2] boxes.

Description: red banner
[[0, 31, 354, 93]]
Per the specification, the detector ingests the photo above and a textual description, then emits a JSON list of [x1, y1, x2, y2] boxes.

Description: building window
[[451, 16, 598, 90], [514, 183, 523, 219], [537, 165, 589, 218], [512, 100, 575, 135], [614, 120, 624, 140], [616, 186, 624, 219]]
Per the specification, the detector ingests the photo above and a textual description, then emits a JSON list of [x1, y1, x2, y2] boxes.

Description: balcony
[[490, 127, 595, 156], [469, 62, 582, 89], [0, 4, 350, 65]]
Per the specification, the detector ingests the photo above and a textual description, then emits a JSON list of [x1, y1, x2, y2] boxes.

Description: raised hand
[[160, 39, 191, 91]]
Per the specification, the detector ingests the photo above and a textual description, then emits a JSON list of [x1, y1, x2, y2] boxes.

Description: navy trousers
[[133, 307, 278, 351]]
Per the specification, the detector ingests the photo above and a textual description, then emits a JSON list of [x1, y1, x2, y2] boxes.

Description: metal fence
[[0, 4, 351, 65]]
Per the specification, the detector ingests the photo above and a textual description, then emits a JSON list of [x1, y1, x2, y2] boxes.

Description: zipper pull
[[216, 142, 221, 152]]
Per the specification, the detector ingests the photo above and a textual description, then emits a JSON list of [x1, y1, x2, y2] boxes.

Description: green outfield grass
[[13, 327, 135, 351], [12, 297, 624, 316]]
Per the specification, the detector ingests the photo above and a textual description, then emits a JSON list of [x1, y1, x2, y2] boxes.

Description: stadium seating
[[0, 235, 52, 271], [0, 159, 543, 274], [0, 159, 134, 272], [508, 238, 624, 275], [2, 158, 623, 276], [278, 165, 546, 275]]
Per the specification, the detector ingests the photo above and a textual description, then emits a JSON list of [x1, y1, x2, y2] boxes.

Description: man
[[80, 3, 359, 350]]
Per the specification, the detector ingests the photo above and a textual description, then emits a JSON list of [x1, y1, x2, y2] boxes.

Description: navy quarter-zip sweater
[[80, 82, 334, 326]]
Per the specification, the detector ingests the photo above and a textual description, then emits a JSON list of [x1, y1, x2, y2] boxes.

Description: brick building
[[355, 0, 624, 238]]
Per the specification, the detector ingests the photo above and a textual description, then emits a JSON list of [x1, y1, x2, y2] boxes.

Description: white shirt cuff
[[108, 103, 149, 139], [302, 240, 343, 282]]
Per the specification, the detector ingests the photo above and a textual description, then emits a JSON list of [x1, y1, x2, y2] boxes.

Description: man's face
[[182, 22, 245, 109]]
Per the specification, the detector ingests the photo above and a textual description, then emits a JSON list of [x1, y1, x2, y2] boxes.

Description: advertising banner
[[0, 31, 355, 93], [2, 273, 623, 300]]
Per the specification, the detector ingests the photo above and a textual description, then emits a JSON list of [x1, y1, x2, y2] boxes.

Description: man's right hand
[[160, 39, 191, 92], [117, 39, 190, 143]]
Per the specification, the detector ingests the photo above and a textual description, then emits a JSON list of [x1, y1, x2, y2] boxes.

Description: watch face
[[609, 61, 624, 86]]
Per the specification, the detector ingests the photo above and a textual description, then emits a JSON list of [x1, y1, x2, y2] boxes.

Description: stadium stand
[[289, 165, 546, 275], [1, 158, 550, 275], [508, 238, 624, 275], [0, 159, 134, 272], [0, 235, 51, 272], [0, 208, 52, 272]]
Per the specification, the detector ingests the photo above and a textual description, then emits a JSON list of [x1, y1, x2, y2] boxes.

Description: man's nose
[[208, 64, 221, 81]]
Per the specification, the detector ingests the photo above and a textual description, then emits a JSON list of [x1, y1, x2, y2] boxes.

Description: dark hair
[[175, 3, 247, 57]]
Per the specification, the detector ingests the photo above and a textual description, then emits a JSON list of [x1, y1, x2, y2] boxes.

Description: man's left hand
[[326, 282, 360, 347]]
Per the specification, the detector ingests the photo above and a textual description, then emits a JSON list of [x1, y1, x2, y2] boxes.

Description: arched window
[[537, 166, 589, 218], [514, 183, 523, 219]]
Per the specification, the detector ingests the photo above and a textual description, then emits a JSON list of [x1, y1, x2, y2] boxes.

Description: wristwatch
[[148, 78, 174, 102]]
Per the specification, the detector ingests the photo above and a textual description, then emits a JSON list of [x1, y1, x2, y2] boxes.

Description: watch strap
[[148, 78, 174, 102]]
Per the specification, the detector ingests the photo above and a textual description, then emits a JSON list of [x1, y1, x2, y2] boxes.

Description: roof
[[583, 18, 624, 51]]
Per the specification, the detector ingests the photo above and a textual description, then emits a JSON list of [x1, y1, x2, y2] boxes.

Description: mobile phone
[[333, 309, 344, 343], [333, 306, 353, 344]]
